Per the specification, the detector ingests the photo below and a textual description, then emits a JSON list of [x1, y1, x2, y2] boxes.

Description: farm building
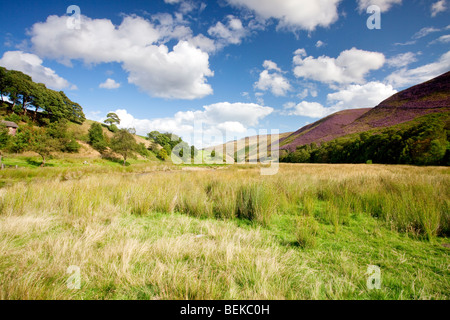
[[1, 120, 18, 136]]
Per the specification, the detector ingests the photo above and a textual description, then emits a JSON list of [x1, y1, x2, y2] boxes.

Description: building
[[0, 120, 18, 136]]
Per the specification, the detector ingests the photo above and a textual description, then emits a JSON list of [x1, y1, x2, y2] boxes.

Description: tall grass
[[1, 164, 448, 238], [0, 163, 449, 299]]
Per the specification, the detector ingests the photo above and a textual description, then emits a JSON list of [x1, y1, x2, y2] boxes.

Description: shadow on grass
[[25, 158, 55, 167], [101, 154, 131, 166]]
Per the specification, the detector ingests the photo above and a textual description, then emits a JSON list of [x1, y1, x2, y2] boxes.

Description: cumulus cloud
[[208, 15, 248, 46], [293, 48, 385, 85], [284, 101, 329, 118], [386, 52, 417, 68], [254, 60, 291, 96], [431, 0, 447, 17], [113, 102, 273, 147], [225, 0, 341, 31], [327, 82, 397, 110], [29, 14, 213, 99], [0, 50, 73, 90], [99, 78, 121, 89], [357, 0, 402, 12], [386, 51, 450, 88], [284, 81, 396, 118]]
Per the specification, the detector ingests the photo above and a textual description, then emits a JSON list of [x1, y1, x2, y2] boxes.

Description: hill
[[204, 132, 292, 162], [280, 109, 371, 152], [281, 71, 450, 152]]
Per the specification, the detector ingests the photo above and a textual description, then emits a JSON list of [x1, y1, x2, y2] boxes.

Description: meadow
[[0, 163, 449, 299]]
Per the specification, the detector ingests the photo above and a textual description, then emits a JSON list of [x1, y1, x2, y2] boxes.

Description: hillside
[[204, 132, 292, 161], [280, 109, 371, 152], [281, 71, 450, 151]]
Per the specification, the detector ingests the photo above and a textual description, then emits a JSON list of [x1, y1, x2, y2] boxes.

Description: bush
[[136, 143, 150, 158], [88, 123, 107, 153], [63, 139, 81, 153], [157, 149, 168, 161], [5, 113, 20, 124], [108, 124, 119, 133]]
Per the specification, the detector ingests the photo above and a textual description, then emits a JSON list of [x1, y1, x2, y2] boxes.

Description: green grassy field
[[0, 163, 448, 299]]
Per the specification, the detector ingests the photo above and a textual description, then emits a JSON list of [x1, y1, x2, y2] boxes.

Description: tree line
[[280, 114, 449, 166], [0, 67, 85, 124]]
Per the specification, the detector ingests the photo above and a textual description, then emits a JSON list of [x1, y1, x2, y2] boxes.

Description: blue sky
[[0, 0, 449, 147]]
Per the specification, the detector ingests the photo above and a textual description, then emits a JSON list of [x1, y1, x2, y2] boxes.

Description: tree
[[147, 131, 160, 141], [88, 122, 107, 153], [0, 67, 7, 102], [0, 67, 86, 124], [110, 128, 138, 166], [191, 145, 198, 159], [104, 112, 120, 126], [31, 127, 60, 167], [0, 123, 10, 166]]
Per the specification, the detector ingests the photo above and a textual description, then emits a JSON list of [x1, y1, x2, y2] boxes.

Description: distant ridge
[[280, 71, 450, 151]]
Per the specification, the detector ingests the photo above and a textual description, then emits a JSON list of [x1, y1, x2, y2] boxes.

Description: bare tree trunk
[[41, 155, 45, 167], [34, 106, 39, 122]]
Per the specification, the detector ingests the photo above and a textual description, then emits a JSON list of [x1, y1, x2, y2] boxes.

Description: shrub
[[63, 139, 81, 153], [88, 123, 107, 153], [157, 149, 168, 161], [5, 113, 20, 124], [108, 124, 119, 133]]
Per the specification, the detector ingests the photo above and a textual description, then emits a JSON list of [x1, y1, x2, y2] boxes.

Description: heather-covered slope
[[280, 109, 371, 152], [350, 71, 450, 129], [281, 71, 450, 151]]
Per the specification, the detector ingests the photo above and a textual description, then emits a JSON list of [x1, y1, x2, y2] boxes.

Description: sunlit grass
[[0, 163, 448, 299]]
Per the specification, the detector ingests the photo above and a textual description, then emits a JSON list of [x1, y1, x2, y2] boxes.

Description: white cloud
[[431, 0, 447, 17], [0, 50, 72, 90], [315, 40, 326, 48], [394, 40, 416, 46], [293, 48, 385, 85], [386, 51, 450, 88], [208, 15, 248, 46], [254, 60, 291, 96], [430, 34, 450, 44], [284, 81, 396, 119], [284, 101, 328, 118], [29, 14, 213, 99], [357, 0, 402, 12], [262, 60, 281, 72], [99, 78, 121, 89], [327, 82, 397, 110], [225, 0, 341, 31], [187, 34, 217, 53], [413, 27, 440, 39], [113, 102, 273, 147], [387, 52, 417, 68]]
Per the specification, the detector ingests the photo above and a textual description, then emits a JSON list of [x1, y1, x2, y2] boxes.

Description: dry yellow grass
[[0, 164, 449, 300]]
